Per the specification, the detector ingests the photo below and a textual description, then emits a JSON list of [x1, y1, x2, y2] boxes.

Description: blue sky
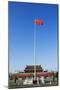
[[8, 2, 58, 73]]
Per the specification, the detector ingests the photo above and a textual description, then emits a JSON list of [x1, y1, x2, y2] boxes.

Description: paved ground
[[8, 80, 58, 89]]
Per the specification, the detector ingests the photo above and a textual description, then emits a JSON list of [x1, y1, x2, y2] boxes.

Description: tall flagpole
[[34, 20, 36, 81], [33, 19, 43, 84]]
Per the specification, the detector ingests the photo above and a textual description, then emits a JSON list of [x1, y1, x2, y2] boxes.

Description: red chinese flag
[[35, 19, 43, 25]]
